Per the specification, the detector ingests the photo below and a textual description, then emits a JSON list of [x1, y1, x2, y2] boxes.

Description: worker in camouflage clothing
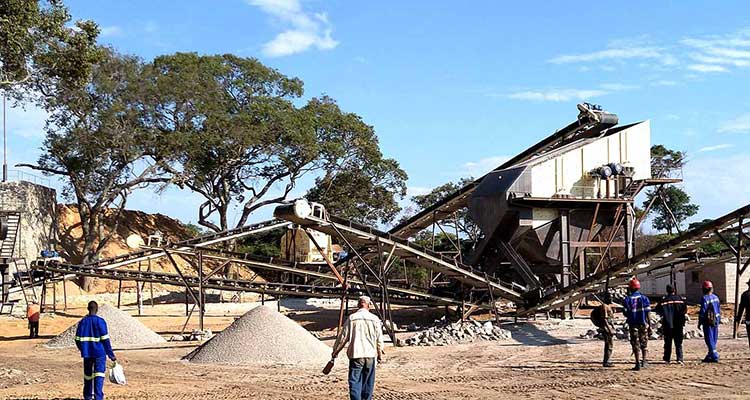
[[591, 293, 615, 367]]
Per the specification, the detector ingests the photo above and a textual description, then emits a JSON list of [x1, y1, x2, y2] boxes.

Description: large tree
[[143, 53, 406, 232], [1, 0, 101, 94], [642, 186, 699, 235], [641, 144, 698, 235], [409, 177, 482, 247], [19, 50, 167, 284]]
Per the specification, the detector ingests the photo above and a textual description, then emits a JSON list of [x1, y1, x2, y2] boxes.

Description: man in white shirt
[[331, 296, 385, 400]]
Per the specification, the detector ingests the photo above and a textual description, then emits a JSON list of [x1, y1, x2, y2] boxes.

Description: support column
[[734, 217, 744, 339], [560, 210, 572, 319], [624, 204, 635, 260], [136, 261, 143, 316], [198, 252, 204, 332]]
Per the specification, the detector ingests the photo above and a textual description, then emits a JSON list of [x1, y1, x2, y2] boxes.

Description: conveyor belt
[[30, 260, 465, 307], [79, 220, 291, 271], [275, 204, 526, 303], [519, 203, 750, 315]]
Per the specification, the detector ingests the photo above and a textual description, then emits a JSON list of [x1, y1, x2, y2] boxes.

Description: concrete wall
[[641, 262, 750, 304], [0, 181, 57, 270]]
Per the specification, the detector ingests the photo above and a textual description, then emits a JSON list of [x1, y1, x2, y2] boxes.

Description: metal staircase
[[0, 211, 20, 260]]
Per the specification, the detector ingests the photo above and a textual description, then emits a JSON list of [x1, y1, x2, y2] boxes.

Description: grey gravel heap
[[404, 319, 512, 346], [46, 304, 166, 349], [185, 305, 331, 365], [581, 313, 706, 341]]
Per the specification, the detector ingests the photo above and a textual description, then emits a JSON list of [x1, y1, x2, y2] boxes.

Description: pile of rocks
[[185, 305, 331, 365], [580, 312, 705, 341], [404, 319, 512, 346], [46, 304, 166, 349]]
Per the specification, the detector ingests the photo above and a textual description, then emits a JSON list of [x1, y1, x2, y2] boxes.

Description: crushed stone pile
[[581, 313, 707, 341], [404, 319, 512, 346], [46, 304, 166, 348], [185, 305, 330, 365]]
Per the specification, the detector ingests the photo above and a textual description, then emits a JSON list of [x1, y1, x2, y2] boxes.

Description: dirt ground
[[2, 299, 750, 400]]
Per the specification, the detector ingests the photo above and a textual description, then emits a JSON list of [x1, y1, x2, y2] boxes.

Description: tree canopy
[[409, 178, 481, 246], [19, 49, 166, 274], [139, 52, 406, 232], [0, 0, 101, 95]]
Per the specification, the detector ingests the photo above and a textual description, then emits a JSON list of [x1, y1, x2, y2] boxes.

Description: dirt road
[[2, 304, 750, 400]]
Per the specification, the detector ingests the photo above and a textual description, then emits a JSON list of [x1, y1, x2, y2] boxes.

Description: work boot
[[641, 350, 648, 368], [633, 353, 641, 371]]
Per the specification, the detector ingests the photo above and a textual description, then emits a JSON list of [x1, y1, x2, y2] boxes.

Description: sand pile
[[185, 305, 330, 365], [46, 304, 166, 348]]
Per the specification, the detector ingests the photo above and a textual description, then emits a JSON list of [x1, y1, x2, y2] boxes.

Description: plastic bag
[[109, 362, 127, 385]]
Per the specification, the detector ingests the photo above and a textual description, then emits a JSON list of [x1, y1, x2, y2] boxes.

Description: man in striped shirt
[[75, 301, 117, 400], [623, 278, 651, 371]]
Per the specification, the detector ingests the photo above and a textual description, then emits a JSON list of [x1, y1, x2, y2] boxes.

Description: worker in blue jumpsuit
[[698, 280, 721, 363], [623, 278, 652, 370], [75, 301, 117, 400]]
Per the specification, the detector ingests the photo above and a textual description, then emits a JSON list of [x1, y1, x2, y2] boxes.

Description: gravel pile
[[404, 319, 512, 346], [581, 313, 706, 341], [46, 304, 165, 349], [185, 305, 331, 365]]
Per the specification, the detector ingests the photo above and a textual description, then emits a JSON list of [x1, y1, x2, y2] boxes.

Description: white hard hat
[[358, 295, 372, 305]]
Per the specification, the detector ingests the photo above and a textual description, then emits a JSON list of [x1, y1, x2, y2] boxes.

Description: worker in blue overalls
[[75, 301, 117, 400], [623, 277, 651, 371], [698, 280, 721, 363]]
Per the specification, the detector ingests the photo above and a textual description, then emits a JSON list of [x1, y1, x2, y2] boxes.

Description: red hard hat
[[703, 280, 713, 289], [629, 278, 641, 290]]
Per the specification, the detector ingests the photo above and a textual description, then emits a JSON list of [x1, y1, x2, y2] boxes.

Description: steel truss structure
[[519, 203, 750, 316]]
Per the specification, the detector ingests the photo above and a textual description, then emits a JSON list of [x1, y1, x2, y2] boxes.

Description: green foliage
[[407, 177, 482, 248], [642, 185, 699, 235], [236, 229, 283, 258], [183, 223, 204, 237], [650, 144, 684, 178], [142, 53, 406, 232], [303, 98, 407, 226], [0, 0, 102, 96], [19, 50, 167, 266]]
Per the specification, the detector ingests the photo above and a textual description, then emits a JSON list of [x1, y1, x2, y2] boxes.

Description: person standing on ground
[[623, 278, 651, 371], [75, 301, 117, 400], [655, 284, 687, 364], [26, 300, 40, 338], [735, 278, 750, 349], [591, 293, 615, 367], [331, 296, 385, 400], [698, 280, 721, 363]]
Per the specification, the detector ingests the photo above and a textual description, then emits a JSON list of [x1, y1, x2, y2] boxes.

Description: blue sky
[[4, 0, 750, 230]]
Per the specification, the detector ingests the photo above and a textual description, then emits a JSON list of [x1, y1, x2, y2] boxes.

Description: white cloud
[[508, 89, 607, 102], [687, 64, 727, 73], [718, 114, 750, 133], [698, 144, 733, 152], [599, 83, 639, 91], [462, 156, 511, 176], [653, 80, 677, 86], [506, 83, 636, 102], [681, 30, 750, 73], [248, 0, 338, 57], [548, 46, 674, 65], [99, 25, 123, 37]]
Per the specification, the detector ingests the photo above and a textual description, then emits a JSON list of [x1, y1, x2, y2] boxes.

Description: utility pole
[[2, 94, 6, 182]]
